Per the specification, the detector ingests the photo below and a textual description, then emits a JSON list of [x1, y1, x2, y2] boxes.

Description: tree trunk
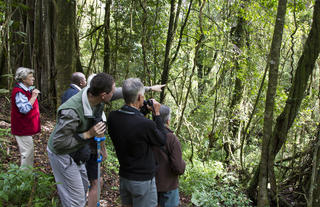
[[75, 29, 83, 73], [0, 44, 7, 89], [160, 0, 177, 103], [268, 1, 320, 204], [103, 0, 111, 74], [5, 0, 16, 89], [24, 0, 34, 68], [86, 30, 102, 77], [312, 59, 320, 206], [257, 0, 287, 206], [40, 0, 55, 108], [54, 0, 76, 107], [33, 0, 41, 87], [308, 124, 320, 207], [226, 0, 247, 161], [112, 0, 119, 78], [140, 0, 151, 84]]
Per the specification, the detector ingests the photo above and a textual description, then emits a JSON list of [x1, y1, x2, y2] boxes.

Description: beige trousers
[[15, 135, 34, 168]]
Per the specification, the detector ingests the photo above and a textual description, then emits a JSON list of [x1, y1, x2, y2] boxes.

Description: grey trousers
[[120, 176, 157, 207], [47, 147, 89, 207]]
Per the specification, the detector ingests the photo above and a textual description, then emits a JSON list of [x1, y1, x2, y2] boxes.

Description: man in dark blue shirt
[[61, 72, 87, 104]]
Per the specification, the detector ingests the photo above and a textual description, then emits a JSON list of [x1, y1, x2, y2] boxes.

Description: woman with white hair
[[11, 67, 41, 169]]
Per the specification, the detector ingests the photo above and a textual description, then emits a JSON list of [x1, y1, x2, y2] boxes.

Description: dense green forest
[[1, 0, 320, 206]]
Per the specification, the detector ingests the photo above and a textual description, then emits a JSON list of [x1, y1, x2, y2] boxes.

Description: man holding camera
[[107, 78, 167, 207]]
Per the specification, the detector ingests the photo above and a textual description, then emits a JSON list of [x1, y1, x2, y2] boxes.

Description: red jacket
[[11, 85, 40, 136]]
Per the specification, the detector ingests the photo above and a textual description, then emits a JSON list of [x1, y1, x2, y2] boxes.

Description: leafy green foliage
[[104, 137, 120, 174], [0, 1, 5, 25], [180, 160, 252, 207], [0, 164, 59, 207], [0, 128, 10, 162]]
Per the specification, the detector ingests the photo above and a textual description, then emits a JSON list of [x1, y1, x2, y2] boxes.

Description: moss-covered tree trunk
[[226, 0, 247, 161], [257, 0, 287, 206], [54, 0, 76, 107]]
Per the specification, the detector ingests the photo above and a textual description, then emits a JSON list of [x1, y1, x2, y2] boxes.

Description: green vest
[[48, 90, 104, 154]]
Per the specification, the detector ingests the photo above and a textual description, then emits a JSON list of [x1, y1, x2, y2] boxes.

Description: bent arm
[[51, 109, 87, 152], [110, 85, 165, 101], [110, 87, 123, 101], [15, 92, 33, 114]]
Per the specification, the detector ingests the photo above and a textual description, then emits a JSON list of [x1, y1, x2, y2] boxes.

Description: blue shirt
[[61, 84, 81, 104], [15, 83, 33, 114]]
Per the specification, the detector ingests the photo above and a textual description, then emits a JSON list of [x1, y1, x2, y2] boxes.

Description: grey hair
[[122, 78, 145, 104], [15, 67, 34, 82], [160, 105, 171, 124]]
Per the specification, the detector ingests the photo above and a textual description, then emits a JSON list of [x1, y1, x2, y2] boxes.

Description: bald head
[[71, 72, 87, 88]]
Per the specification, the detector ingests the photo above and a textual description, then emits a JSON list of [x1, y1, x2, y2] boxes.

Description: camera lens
[[146, 99, 153, 106]]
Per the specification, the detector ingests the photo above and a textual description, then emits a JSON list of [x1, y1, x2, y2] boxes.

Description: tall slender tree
[[257, 0, 287, 206], [103, 0, 111, 74], [160, 0, 177, 103]]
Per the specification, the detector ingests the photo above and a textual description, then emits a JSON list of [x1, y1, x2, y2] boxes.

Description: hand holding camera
[[140, 98, 161, 116], [149, 99, 161, 115]]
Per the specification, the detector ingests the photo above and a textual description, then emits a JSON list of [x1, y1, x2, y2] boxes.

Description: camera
[[140, 99, 153, 115]]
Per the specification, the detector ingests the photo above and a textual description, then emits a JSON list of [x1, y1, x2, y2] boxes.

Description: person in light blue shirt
[[15, 82, 35, 114], [11, 67, 40, 168]]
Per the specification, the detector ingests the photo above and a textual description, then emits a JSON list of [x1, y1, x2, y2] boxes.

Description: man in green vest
[[47, 73, 115, 207]]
